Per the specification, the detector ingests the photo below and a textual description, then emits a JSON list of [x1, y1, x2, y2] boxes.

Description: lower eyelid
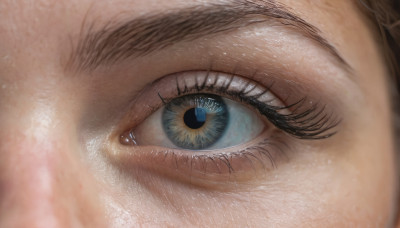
[[111, 130, 290, 188]]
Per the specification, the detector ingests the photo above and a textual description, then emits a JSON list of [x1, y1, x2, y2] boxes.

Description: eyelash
[[119, 70, 341, 182], [155, 136, 288, 175], [158, 72, 340, 140]]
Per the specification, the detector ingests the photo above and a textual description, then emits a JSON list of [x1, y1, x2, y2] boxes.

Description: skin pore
[[0, 0, 397, 227]]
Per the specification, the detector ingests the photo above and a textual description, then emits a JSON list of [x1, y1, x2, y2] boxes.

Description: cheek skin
[[103, 147, 391, 227]]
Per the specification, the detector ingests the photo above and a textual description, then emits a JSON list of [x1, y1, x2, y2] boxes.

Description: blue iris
[[162, 94, 229, 150]]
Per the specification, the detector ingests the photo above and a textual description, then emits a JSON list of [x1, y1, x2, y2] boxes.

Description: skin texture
[[0, 0, 397, 227]]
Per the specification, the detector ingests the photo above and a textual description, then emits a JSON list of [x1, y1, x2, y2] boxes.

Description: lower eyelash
[[151, 132, 290, 180], [117, 126, 291, 184]]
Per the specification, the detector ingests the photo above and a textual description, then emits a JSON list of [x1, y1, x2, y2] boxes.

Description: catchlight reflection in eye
[[130, 93, 265, 150], [162, 94, 229, 150]]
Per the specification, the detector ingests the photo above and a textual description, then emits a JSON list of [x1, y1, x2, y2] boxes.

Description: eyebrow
[[69, 0, 349, 72]]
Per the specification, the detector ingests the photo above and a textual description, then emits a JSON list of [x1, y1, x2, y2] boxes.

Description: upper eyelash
[[159, 72, 341, 140]]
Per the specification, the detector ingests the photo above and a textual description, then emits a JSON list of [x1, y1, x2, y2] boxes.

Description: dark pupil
[[183, 108, 207, 129]]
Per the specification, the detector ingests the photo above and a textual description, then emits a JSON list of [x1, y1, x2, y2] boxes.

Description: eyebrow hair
[[69, 0, 349, 72]]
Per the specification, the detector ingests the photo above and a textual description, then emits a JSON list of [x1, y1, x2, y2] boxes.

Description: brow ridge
[[69, 0, 349, 72]]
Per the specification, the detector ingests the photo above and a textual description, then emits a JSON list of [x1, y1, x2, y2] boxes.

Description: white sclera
[[206, 98, 264, 150], [133, 97, 265, 150]]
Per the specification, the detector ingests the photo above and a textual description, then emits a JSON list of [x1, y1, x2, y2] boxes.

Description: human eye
[[134, 92, 265, 150], [115, 70, 339, 186]]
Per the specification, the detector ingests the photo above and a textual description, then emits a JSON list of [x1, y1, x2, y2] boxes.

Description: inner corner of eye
[[119, 129, 137, 146], [125, 93, 267, 151]]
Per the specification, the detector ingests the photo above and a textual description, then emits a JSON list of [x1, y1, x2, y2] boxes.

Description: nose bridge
[[0, 101, 105, 227], [0, 135, 61, 227], [0, 101, 68, 227]]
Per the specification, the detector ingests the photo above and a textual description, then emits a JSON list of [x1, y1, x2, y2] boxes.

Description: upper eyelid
[[117, 71, 275, 130], [156, 71, 284, 110], [170, 72, 340, 140]]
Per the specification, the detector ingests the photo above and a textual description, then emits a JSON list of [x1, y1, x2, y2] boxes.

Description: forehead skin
[[0, 0, 396, 227]]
